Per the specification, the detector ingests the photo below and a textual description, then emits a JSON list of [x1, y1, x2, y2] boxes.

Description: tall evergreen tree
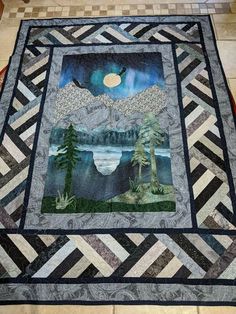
[[55, 124, 80, 196], [132, 141, 149, 181], [139, 113, 165, 193]]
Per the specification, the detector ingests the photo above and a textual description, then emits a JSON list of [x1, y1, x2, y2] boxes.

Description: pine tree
[[139, 113, 165, 193], [55, 124, 80, 196], [131, 141, 149, 182]]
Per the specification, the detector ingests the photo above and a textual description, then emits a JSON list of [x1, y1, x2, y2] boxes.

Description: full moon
[[103, 73, 121, 88]]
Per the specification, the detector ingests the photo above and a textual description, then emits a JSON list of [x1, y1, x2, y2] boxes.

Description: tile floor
[[0, 0, 236, 313]]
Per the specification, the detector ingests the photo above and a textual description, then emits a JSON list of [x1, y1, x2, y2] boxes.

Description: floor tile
[[0, 14, 21, 26], [0, 305, 113, 314], [199, 307, 236, 314], [1, 2, 235, 19], [0, 26, 18, 60], [3, 0, 58, 7], [230, 3, 236, 13], [213, 14, 236, 39], [115, 305, 198, 314], [3, 0, 208, 5], [213, 13, 236, 23], [0, 60, 7, 70], [215, 23, 236, 39], [229, 78, 236, 100], [217, 41, 236, 78]]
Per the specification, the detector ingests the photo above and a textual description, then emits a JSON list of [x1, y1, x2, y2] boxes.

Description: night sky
[[59, 52, 165, 100]]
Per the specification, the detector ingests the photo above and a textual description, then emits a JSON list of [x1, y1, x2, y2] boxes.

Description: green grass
[[41, 196, 175, 213], [110, 183, 175, 205]]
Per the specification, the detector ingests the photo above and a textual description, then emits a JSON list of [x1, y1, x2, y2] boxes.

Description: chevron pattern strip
[[0, 233, 235, 279], [176, 44, 235, 230], [28, 23, 200, 45], [0, 47, 50, 228]]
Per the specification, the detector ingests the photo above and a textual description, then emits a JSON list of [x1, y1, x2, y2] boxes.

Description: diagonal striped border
[[28, 22, 200, 45], [0, 232, 235, 281], [0, 48, 51, 229], [176, 43, 236, 230]]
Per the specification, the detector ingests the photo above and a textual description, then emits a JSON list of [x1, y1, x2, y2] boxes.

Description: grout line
[[216, 38, 236, 42], [113, 305, 116, 314]]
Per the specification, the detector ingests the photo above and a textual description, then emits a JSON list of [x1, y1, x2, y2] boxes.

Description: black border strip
[[0, 227, 236, 235], [26, 41, 200, 47], [0, 300, 235, 306], [0, 277, 235, 286], [172, 43, 197, 228]]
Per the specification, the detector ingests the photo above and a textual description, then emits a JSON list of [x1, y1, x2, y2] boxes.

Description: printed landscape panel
[[41, 52, 175, 214]]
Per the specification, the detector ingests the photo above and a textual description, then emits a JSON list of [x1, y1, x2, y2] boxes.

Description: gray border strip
[[0, 282, 235, 303]]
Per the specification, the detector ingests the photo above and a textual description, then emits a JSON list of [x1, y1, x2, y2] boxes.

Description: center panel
[[24, 44, 192, 229], [42, 52, 173, 213]]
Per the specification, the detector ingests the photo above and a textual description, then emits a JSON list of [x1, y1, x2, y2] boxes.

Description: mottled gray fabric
[[0, 282, 236, 303]]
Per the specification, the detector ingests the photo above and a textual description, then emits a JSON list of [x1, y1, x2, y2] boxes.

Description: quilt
[[0, 15, 236, 306]]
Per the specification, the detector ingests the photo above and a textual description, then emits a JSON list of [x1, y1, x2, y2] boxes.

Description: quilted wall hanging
[[0, 15, 236, 306]]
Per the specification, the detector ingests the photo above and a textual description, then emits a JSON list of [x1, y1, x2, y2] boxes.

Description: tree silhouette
[[131, 141, 149, 182], [139, 113, 165, 193], [55, 124, 80, 196]]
